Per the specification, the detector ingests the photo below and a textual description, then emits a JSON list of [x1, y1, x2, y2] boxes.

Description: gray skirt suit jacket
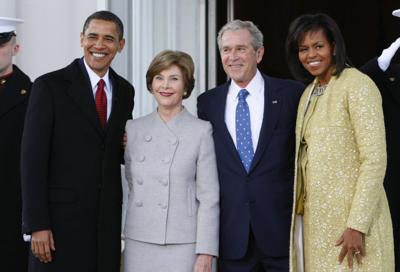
[[124, 108, 220, 256]]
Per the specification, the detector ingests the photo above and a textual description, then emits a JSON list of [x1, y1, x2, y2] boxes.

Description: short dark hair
[[82, 10, 124, 40], [146, 50, 195, 99], [285, 13, 352, 83]]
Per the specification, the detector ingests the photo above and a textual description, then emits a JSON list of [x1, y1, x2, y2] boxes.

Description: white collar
[[83, 58, 111, 90], [230, 69, 264, 99]]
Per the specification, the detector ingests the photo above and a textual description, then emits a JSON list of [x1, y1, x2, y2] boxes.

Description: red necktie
[[95, 79, 107, 128]]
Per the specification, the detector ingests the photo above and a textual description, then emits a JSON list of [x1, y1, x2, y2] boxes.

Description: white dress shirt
[[83, 59, 113, 120], [225, 69, 265, 150]]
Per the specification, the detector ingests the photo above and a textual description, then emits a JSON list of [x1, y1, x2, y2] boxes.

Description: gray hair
[[217, 20, 264, 50]]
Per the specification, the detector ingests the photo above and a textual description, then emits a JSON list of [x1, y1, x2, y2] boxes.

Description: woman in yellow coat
[[285, 13, 394, 271]]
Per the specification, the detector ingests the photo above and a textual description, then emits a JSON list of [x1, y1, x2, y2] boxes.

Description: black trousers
[[218, 228, 289, 272]]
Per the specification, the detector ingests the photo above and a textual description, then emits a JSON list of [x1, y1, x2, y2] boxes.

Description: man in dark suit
[[0, 16, 31, 272], [197, 20, 303, 271], [21, 11, 134, 272], [360, 9, 400, 270]]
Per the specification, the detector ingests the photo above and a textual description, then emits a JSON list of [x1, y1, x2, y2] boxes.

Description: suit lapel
[[214, 83, 245, 170], [249, 75, 281, 173], [64, 59, 104, 138], [104, 69, 123, 136]]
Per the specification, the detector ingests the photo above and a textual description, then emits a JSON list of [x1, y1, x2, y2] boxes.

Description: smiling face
[[219, 29, 264, 88], [298, 29, 335, 85], [151, 65, 185, 112], [80, 19, 125, 77]]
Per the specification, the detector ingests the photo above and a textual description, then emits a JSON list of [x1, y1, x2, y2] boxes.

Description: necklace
[[312, 84, 327, 96]]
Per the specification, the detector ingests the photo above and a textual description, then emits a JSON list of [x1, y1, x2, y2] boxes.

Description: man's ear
[[118, 38, 126, 53], [12, 43, 20, 56], [256, 47, 264, 64], [80, 32, 84, 48]]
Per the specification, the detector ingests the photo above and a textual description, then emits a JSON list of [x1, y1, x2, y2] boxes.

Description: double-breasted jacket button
[[138, 155, 145, 162], [135, 201, 143, 207], [169, 138, 178, 145], [159, 179, 168, 186], [136, 179, 143, 185], [162, 156, 170, 164], [158, 202, 168, 209], [145, 135, 152, 142]]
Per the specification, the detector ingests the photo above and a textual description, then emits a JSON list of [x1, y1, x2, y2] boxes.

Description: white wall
[[129, 0, 212, 118], [0, 0, 125, 81], [1, 0, 215, 115], [19, 0, 104, 80]]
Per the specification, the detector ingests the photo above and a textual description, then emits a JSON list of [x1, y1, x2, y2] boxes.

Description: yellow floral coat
[[289, 68, 394, 272]]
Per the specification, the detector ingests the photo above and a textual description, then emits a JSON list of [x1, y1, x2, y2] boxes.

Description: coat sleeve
[[195, 122, 220, 256], [21, 77, 54, 234], [124, 120, 133, 192], [197, 94, 208, 121], [120, 83, 134, 164], [346, 74, 387, 233]]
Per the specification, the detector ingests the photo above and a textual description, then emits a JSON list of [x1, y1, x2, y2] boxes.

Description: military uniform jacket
[[0, 65, 31, 272], [360, 59, 400, 270], [124, 108, 220, 256]]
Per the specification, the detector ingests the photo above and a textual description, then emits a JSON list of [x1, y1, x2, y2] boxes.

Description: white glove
[[121, 234, 125, 253], [377, 37, 400, 72]]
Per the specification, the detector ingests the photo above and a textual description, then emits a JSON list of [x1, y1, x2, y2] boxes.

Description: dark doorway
[[216, 0, 400, 85]]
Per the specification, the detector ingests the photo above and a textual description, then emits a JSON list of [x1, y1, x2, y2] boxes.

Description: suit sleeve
[[21, 78, 54, 234], [195, 122, 220, 256], [197, 95, 208, 121], [120, 84, 134, 164], [346, 75, 387, 233]]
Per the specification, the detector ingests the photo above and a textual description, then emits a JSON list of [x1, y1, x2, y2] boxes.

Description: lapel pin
[[389, 77, 395, 82], [20, 89, 27, 95], [272, 100, 278, 104], [0, 79, 6, 85]]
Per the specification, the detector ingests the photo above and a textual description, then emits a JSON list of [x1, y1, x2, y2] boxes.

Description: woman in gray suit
[[123, 50, 219, 272]]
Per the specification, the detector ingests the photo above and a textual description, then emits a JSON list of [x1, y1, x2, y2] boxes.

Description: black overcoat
[[21, 59, 134, 272], [0, 65, 31, 272]]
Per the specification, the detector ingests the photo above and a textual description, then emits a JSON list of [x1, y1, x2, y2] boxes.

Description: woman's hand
[[336, 228, 364, 270], [193, 254, 213, 272]]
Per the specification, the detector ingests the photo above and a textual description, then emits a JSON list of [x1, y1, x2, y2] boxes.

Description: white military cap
[[0, 16, 24, 33], [0, 17, 23, 45]]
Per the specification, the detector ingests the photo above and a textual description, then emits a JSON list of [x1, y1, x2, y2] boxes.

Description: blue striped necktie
[[236, 89, 254, 172]]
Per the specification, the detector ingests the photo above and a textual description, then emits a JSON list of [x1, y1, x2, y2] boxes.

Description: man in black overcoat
[[0, 16, 31, 272], [21, 11, 134, 272], [360, 8, 400, 271]]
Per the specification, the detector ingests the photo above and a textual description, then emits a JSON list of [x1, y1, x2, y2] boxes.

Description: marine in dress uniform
[[360, 10, 400, 269], [0, 16, 31, 272]]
